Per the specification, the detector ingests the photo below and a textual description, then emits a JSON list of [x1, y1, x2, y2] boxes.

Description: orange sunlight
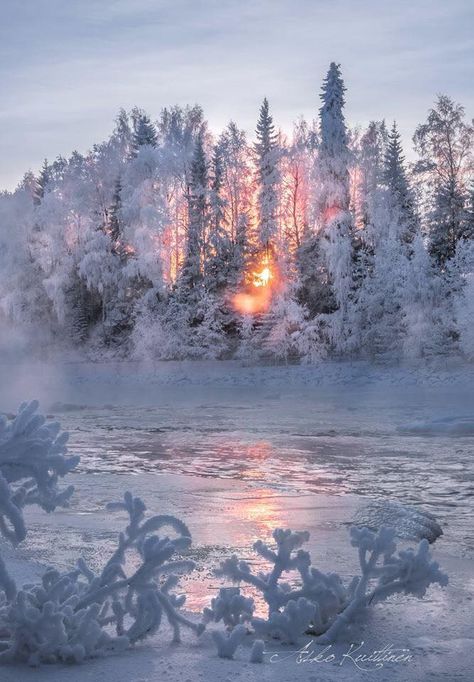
[[232, 252, 279, 315]]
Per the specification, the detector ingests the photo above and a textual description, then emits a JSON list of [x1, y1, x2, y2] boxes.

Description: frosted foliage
[[0, 492, 204, 664], [451, 240, 474, 359], [317, 63, 351, 221], [215, 528, 346, 640], [249, 639, 265, 663], [0, 401, 78, 548], [215, 526, 447, 645], [0, 75, 472, 363], [203, 587, 255, 628], [262, 291, 307, 361], [318, 527, 448, 644], [253, 597, 316, 644], [211, 623, 246, 659]]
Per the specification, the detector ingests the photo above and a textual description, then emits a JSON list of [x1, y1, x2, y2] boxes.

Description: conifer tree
[[131, 108, 158, 154], [205, 143, 233, 293], [179, 133, 208, 297], [33, 159, 51, 206], [255, 98, 279, 248], [300, 63, 355, 354], [384, 122, 418, 245], [108, 176, 123, 244]]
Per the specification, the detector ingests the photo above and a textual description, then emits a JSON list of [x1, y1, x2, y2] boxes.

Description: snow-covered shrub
[[216, 529, 346, 627], [0, 400, 79, 547], [0, 491, 204, 664], [202, 586, 254, 629], [214, 525, 448, 646], [249, 639, 265, 663], [0, 401, 79, 601], [317, 526, 448, 644], [252, 596, 316, 644], [211, 623, 246, 659]]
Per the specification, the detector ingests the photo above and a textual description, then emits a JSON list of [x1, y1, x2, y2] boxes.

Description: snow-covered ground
[[1, 359, 474, 680]]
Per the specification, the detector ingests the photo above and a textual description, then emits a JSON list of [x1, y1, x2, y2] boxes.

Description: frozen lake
[[2, 360, 473, 567], [1, 360, 474, 681], [36, 361, 474, 561]]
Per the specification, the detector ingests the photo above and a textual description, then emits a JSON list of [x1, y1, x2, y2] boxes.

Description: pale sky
[[1, 0, 473, 190]]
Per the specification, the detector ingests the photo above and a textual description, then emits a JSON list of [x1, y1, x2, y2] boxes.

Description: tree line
[[0, 63, 473, 362]]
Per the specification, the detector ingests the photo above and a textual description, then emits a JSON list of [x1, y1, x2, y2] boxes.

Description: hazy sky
[[1, 0, 473, 190]]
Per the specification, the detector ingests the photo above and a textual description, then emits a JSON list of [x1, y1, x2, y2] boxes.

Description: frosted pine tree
[[316, 62, 355, 354], [205, 142, 233, 294], [33, 159, 52, 207], [255, 98, 280, 248], [357, 120, 388, 230], [131, 107, 158, 155], [384, 121, 418, 247], [179, 133, 208, 299]]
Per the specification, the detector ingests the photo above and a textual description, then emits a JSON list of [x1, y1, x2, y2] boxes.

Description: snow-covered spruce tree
[[414, 95, 473, 267], [108, 175, 125, 247], [212, 525, 447, 646], [130, 107, 158, 155], [357, 120, 388, 232], [178, 132, 208, 299], [255, 98, 280, 248], [316, 62, 356, 354], [384, 121, 419, 247], [33, 159, 52, 207], [297, 63, 356, 358], [205, 142, 234, 294]]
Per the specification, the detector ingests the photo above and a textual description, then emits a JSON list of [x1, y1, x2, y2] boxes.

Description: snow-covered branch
[[213, 525, 448, 646], [0, 491, 204, 664], [0, 400, 79, 546], [316, 526, 448, 644], [0, 401, 79, 600]]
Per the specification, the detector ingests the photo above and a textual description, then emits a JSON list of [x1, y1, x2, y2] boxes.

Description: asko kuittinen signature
[[267, 641, 414, 671]]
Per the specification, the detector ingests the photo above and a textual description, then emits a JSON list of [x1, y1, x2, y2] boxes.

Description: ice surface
[[399, 416, 474, 436]]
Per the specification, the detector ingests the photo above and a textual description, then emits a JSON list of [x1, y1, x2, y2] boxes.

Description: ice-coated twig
[[252, 597, 317, 644], [0, 401, 79, 546]]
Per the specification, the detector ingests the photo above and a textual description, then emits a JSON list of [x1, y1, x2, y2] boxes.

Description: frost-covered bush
[[0, 400, 79, 547], [253, 596, 316, 644], [213, 525, 448, 645], [216, 528, 346, 632], [0, 491, 204, 664], [202, 587, 254, 629], [0, 401, 79, 601], [211, 624, 246, 659], [317, 526, 448, 644]]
